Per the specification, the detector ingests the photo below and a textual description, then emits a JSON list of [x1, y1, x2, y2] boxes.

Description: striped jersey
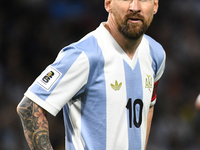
[[24, 23, 166, 150]]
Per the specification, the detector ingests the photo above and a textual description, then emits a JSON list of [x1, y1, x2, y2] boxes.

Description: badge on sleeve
[[36, 66, 62, 91]]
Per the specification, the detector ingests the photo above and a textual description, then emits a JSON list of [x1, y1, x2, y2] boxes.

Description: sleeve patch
[[36, 66, 62, 91]]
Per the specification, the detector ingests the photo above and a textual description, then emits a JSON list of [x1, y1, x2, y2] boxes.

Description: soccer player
[[17, 0, 166, 149]]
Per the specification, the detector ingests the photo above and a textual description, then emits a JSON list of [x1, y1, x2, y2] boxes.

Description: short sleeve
[[150, 50, 166, 106], [24, 48, 90, 116]]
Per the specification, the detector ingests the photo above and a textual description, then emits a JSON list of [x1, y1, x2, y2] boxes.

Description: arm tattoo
[[17, 97, 53, 150]]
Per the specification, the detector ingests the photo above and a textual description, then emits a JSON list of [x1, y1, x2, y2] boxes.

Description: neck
[[119, 34, 143, 59], [104, 16, 143, 60]]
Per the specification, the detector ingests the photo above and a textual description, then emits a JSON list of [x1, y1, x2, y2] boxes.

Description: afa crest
[[145, 74, 152, 92]]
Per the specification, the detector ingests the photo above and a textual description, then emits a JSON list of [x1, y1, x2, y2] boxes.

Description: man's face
[[107, 0, 158, 40]]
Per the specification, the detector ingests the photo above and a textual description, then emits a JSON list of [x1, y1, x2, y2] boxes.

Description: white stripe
[[138, 38, 154, 150], [104, 60, 129, 150], [154, 53, 166, 82], [68, 99, 85, 150], [94, 26, 129, 149]]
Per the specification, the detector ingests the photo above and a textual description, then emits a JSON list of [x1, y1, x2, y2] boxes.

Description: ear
[[153, 0, 159, 14], [105, 0, 112, 13]]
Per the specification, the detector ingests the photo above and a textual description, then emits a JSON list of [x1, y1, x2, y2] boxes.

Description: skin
[[16, 97, 53, 150], [104, 0, 159, 59], [17, 0, 159, 149], [145, 106, 154, 149]]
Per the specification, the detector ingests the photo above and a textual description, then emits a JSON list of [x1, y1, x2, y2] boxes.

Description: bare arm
[[145, 105, 154, 150], [16, 96, 53, 150]]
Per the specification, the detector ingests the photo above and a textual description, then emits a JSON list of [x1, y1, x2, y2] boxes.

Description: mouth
[[128, 18, 142, 23], [126, 13, 144, 23]]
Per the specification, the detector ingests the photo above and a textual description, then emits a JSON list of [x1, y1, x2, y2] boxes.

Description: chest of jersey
[[76, 37, 154, 149]]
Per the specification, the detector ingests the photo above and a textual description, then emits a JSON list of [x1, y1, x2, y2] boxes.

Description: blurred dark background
[[0, 0, 200, 150]]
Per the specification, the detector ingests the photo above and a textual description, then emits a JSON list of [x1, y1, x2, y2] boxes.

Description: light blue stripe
[[72, 36, 107, 150], [124, 59, 142, 150]]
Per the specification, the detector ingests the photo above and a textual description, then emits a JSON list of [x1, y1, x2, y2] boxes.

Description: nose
[[129, 0, 141, 13]]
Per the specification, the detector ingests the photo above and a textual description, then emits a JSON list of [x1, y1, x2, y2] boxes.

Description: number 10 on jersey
[[126, 98, 143, 128]]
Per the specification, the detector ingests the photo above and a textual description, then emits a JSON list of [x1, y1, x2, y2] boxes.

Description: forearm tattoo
[[17, 97, 53, 150]]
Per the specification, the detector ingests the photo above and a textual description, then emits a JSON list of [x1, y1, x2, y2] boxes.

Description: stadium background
[[0, 0, 200, 149]]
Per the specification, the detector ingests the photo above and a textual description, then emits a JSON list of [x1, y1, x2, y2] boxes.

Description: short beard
[[118, 14, 153, 40]]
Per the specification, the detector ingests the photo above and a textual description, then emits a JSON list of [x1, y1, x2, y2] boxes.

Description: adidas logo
[[111, 80, 122, 91]]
